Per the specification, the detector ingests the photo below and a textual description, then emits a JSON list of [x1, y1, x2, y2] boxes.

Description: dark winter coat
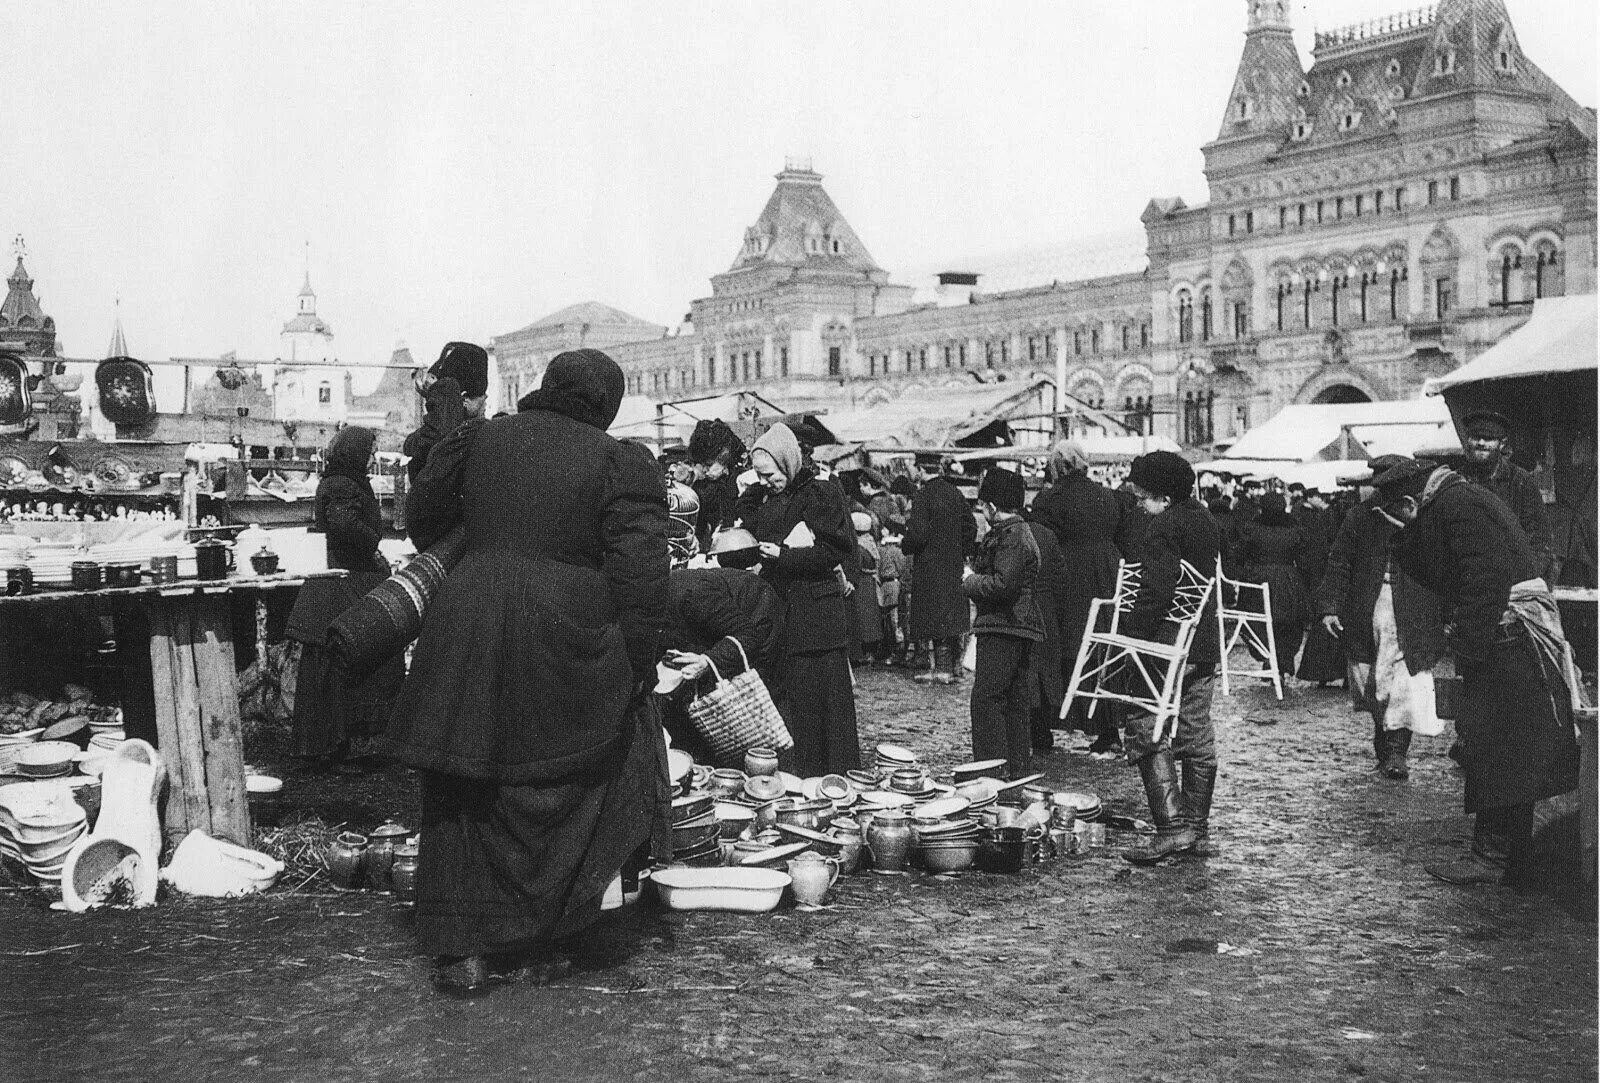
[[1464, 455, 1553, 578], [1236, 515, 1311, 630], [1028, 472, 1125, 656], [735, 471, 856, 655], [381, 372, 672, 783], [1123, 497, 1222, 667], [286, 427, 389, 646], [1392, 470, 1537, 669], [1292, 504, 1335, 593], [963, 517, 1043, 641], [664, 567, 784, 682], [1392, 468, 1574, 811], [1026, 521, 1071, 705], [903, 475, 976, 639], [1316, 501, 1444, 670], [692, 472, 740, 551]]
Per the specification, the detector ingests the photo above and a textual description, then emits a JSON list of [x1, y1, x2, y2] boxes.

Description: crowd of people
[[282, 342, 1587, 997]]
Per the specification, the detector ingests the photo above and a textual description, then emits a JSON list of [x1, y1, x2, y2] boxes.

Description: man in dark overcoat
[[1316, 460, 1445, 778], [1027, 439, 1127, 750], [1025, 517, 1070, 754], [1458, 410, 1553, 578], [1375, 458, 1578, 888], [903, 453, 977, 684]]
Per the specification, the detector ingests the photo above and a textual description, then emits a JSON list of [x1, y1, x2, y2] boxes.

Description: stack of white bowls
[[0, 780, 89, 885]]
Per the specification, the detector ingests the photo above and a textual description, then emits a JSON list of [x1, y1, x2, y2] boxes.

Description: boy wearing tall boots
[[963, 468, 1044, 777], [1117, 452, 1223, 865]]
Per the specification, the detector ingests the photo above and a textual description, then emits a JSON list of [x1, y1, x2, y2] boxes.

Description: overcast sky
[[8, 0, 1595, 371]]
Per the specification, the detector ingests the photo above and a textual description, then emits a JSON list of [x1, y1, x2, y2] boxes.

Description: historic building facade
[[500, 0, 1595, 448]]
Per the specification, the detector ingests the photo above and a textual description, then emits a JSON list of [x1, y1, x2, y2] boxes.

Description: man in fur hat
[[1117, 451, 1223, 865]]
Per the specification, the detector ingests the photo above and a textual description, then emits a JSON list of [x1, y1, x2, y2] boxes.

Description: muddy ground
[[1, 667, 1594, 1083]]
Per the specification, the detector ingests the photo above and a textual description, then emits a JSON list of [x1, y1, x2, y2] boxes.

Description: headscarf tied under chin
[[751, 422, 803, 483], [1050, 439, 1091, 478], [324, 425, 377, 483], [520, 348, 626, 430]]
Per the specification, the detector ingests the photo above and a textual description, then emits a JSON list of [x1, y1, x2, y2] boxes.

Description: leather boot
[[1122, 750, 1195, 865], [1379, 727, 1411, 780], [930, 640, 957, 685], [433, 955, 493, 998], [911, 641, 936, 682], [1179, 759, 1218, 857]]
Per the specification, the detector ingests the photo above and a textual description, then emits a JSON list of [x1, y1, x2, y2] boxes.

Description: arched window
[[1200, 290, 1214, 342], [1534, 242, 1563, 298], [1176, 290, 1194, 344]]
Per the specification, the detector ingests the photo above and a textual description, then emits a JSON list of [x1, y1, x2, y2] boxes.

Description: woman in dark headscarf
[[383, 349, 672, 997], [1236, 491, 1310, 678], [286, 425, 402, 767], [735, 422, 862, 774]]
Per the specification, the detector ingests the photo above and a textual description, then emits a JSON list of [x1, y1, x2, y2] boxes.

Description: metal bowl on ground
[[919, 840, 979, 873], [773, 822, 844, 857], [672, 791, 716, 824], [713, 803, 757, 839], [951, 758, 1008, 784]]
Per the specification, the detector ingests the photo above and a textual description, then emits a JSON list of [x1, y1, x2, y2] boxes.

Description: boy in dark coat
[[905, 454, 978, 684], [1374, 458, 1578, 888], [963, 468, 1044, 777], [1118, 452, 1223, 865], [1025, 519, 1071, 753]]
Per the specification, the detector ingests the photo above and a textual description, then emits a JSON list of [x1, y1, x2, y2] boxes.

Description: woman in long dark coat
[[735, 423, 861, 775], [382, 349, 672, 996], [1236, 492, 1310, 677], [1027, 441, 1125, 747], [1025, 519, 1070, 752], [286, 426, 402, 767], [903, 456, 977, 682]]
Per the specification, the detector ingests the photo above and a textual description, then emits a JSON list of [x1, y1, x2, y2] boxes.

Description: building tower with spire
[[273, 254, 345, 422], [0, 237, 59, 358]]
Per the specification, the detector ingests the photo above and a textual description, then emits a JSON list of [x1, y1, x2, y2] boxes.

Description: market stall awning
[[1216, 398, 1455, 463], [1193, 458, 1375, 490], [1427, 295, 1597, 392]]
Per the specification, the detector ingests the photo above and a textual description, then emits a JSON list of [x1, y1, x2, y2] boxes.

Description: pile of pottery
[[324, 821, 418, 899], [0, 780, 89, 885], [663, 742, 1107, 896]]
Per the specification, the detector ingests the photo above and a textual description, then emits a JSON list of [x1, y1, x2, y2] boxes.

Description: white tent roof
[[826, 379, 1054, 447], [1218, 398, 1455, 463], [1194, 458, 1376, 489], [1427, 295, 1598, 392]]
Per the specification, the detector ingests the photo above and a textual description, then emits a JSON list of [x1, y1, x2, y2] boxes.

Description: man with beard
[[1458, 410, 1553, 578], [1373, 457, 1578, 888]]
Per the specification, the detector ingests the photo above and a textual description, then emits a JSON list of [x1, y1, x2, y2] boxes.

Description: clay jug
[[787, 852, 839, 907]]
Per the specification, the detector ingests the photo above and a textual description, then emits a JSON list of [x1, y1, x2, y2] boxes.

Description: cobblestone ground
[[1, 666, 1594, 1083]]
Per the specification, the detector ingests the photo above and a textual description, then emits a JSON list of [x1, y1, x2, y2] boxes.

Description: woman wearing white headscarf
[[734, 423, 861, 774]]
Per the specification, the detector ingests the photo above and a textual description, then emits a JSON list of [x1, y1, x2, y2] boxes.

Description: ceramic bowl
[[16, 741, 78, 777], [714, 804, 756, 839]]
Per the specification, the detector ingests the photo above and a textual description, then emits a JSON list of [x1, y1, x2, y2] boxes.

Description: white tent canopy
[[1427, 295, 1597, 392], [1215, 398, 1456, 463]]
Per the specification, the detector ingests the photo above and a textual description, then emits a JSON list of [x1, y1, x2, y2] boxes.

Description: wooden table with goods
[[0, 571, 346, 846]]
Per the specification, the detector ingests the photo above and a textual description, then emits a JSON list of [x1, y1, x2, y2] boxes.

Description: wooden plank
[[165, 604, 213, 840], [190, 596, 251, 845], [146, 605, 200, 843]]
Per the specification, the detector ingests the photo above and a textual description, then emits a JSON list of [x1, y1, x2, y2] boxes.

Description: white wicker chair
[[1214, 556, 1285, 699], [1060, 559, 1215, 743]]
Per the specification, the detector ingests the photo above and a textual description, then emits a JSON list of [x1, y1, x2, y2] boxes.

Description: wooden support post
[[146, 594, 252, 847]]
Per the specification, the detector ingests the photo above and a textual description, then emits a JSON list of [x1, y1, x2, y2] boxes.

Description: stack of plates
[[952, 758, 1009, 785], [1052, 790, 1104, 823], [88, 731, 126, 755], [671, 793, 722, 866], [25, 550, 75, 588], [873, 743, 918, 776], [0, 780, 89, 884], [0, 727, 44, 749], [88, 540, 164, 567]]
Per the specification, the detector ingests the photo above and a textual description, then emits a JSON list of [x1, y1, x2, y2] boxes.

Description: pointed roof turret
[[106, 300, 128, 358], [728, 160, 884, 275], [1216, 0, 1305, 141], [0, 238, 59, 357]]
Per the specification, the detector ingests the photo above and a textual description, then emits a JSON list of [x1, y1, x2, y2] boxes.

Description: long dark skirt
[[1296, 620, 1345, 683], [777, 649, 861, 776], [290, 642, 403, 759], [414, 703, 670, 958], [1458, 622, 1578, 813]]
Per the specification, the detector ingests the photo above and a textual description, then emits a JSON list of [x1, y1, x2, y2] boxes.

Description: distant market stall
[[1194, 397, 1459, 488]]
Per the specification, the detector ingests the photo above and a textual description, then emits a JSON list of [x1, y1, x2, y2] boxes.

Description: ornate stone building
[[503, 0, 1594, 449]]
